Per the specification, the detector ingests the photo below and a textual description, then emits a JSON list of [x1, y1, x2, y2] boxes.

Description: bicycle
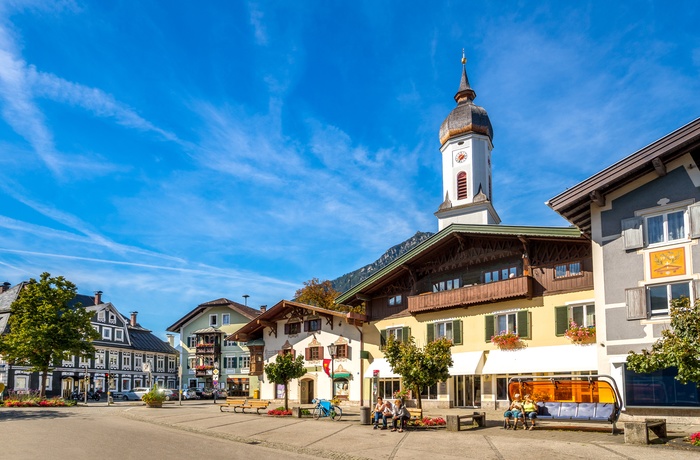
[[311, 398, 342, 421]]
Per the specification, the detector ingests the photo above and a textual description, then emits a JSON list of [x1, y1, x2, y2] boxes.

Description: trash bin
[[253, 389, 260, 399], [360, 406, 371, 425]]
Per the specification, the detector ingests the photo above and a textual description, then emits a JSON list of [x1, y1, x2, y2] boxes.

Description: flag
[[322, 359, 331, 377]]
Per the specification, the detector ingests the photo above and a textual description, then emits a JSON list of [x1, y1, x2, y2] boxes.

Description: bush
[[141, 385, 167, 404]]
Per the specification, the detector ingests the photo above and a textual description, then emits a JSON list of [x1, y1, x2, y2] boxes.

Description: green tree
[[0, 273, 100, 398], [264, 352, 306, 410], [383, 335, 453, 409], [627, 296, 700, 384]]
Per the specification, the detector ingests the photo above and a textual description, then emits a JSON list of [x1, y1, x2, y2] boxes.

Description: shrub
[[689, 431, 700, 446]]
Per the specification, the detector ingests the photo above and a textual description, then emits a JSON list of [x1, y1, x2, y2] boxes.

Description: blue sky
[[0, 1, 699, 339]]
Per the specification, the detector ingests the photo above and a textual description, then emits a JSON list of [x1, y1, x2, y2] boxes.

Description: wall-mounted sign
[[649, 247, 686, 279]]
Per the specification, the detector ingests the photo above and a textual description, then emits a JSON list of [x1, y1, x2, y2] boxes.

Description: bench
[[447, 412, 486, 431], [219, 397, 247, 412], [535, 401, 620, 434], [409, 408, 423, 421], [623, 418, 667, 445]]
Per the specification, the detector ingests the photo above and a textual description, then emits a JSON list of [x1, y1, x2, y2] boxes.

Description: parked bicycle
[[311, 398, 342, 421]]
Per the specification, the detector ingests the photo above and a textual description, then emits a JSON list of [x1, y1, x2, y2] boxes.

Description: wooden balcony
[[407, 276, 533, 314], [195, 345, 220, 356]]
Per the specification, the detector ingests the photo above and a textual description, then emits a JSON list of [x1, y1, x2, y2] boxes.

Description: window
[[102, 328, 112, 340], [435, 321, 453, 341], [304, 318, 321, 332], [555, 262, 582, 278], [222, 313, 230, 325], [427, 320, 463, 344], [380, 326, 410, 349], [168, 357, 175, 371], [284, 322, 301, 335], [109, 313, 116, 324], [95, 350, 105, 368], [624, 365, 700, 407], [209, 314, 218, 327], [115, 329, 124, 341], [433, 277, 461, 292], [122, 379, 131, 391], [240, 356, 250, 369], [79, 355, 89, 366], [496, 378, 508, 400], [484, 311, 531, 341], [97, 310, 105, 322], [134, 355, 143, 370], [649, 282, 690, 316], [646, 210, 686, 245], [157, 356, 165, 372], [109, 353, 118, 369], [485, 266, 518, 283], [386, 327, 404, 342], [305, 345, 323, 361], [419, 382, 439, 400], [224, 339, 238, 347], [335, 344, 349, 359], [378, 378, 401, 399], [555, 304, 595, 335], [122, 353, 131, 369], [187, 336, 197, 348], [188, 357, 196, 370], [456, 171, 467, 200], [387, 295, 402, 307], [224, 356, 238, 369], [44, 375, 53, 390]]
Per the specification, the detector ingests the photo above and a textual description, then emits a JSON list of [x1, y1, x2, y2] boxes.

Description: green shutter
[[452, 320, 462, 345], [484, 315, 494, 342], [555, 306, 569, 336], [380, 329, 387, 350], [426, 323, 435, 343], [517, 310, 531, 339], [402, 326, 410, 342]]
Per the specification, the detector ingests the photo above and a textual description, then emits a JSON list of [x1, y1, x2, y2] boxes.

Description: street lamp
[[327, 344, 338, 398]]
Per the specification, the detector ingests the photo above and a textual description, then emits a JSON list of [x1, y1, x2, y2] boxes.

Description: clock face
[[455, 151, 468, 163]]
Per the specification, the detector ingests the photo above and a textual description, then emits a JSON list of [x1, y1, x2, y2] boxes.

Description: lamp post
[[327, 344, 337, 398]]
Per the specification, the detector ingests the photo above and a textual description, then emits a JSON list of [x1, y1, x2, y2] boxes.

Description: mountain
[[331, 231, 435, 294]]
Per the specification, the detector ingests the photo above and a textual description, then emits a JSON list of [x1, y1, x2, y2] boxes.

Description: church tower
[[435, 52, 500, 230]]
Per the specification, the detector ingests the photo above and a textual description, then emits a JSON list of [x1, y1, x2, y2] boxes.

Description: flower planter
[[145, 401, 162, 408], [491, 332, 522, 350]]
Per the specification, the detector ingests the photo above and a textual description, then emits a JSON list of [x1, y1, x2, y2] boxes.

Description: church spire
[[454, 49, 476, 104]]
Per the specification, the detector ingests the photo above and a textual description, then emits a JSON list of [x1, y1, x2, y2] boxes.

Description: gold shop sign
[[649, 247, 686, 279]]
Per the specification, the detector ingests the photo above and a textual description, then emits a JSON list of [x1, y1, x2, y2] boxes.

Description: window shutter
[[346, 345, 351, 360], [319, 346, 324, 360], [452, 320, 462, 345], [555, 306, 569, 336], [303, 321, 308, 332], [621, 217, 644, 250], [484, 315, 495, 342], [426, 323, 435, 343], [232, 357, 238, 368], [690, 203, 700, 239], [277, 350, 284, 356], [292, 349, 297, 359], [284, 323, 290, 334], [517, 310, 531, 339], [626, 287, 647, 320], [305, 348, 310, 360], [380, 329, 387, 350], [402, 327, 410, 342]]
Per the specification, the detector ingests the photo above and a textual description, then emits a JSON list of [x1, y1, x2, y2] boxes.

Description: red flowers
[[564, 321, 596, 344], [267, 409, 292, 416], [689, 431, 700, 446]]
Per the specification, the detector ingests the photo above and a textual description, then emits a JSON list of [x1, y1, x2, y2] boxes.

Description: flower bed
[[408, 416, 446, 427], [267, 407, 292, 416], [2, 398, 75, 407], [691, 432, 700, 446], [491, 331, 522, 350], [564, 322, 596, 344]]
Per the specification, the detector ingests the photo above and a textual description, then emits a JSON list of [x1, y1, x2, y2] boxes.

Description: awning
[[448, 351, 485, 375], [482, 345, 597, 375], [363, 358, 400, 378]]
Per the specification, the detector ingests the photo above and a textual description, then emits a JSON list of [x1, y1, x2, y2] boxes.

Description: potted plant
[[141, 385, 166, 408], [491, 331, 522, 350], [564, 321, 596, 344]]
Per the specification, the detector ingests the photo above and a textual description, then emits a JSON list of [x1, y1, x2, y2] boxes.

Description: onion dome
[[439, 53, 493, 146]]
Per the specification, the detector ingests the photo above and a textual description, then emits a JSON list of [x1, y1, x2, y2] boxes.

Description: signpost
[[212, 369, 219, 403]]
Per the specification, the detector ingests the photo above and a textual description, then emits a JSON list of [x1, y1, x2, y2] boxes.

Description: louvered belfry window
[[457, 171, 467, 200]]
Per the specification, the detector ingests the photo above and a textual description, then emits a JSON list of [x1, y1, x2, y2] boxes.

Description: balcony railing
[[408, 276, 533, 314]]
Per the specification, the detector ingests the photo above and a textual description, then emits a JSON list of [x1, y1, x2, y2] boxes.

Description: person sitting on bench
[[391, 399, 410, 433], [522, 394, 538, 431], [503, 393, 524, 430]]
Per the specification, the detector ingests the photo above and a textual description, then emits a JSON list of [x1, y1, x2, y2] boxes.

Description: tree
[[383, 335, 453, 409], [0, 273, 100, 398], [627, 296, 700, 385], [294, 278, 365, 314], [264, 352, 306, 410]]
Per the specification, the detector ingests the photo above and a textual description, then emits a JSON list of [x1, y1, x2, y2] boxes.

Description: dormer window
[[97, 311, 105, 322], [115, 329, 124, 341], [109, 313, 116, 324], [102, 328, 112, 340]]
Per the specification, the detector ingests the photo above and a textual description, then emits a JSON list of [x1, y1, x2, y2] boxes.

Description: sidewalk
[[117, 401, 700, 459]]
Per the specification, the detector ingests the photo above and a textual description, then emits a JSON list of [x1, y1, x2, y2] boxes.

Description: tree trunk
[[284, 381, 289, 410], [415, 385, 422, 409], [40, 369, 48, 399]]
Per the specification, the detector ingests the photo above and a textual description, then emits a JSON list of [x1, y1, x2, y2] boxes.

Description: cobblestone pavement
[[113, 401, 700, 459]]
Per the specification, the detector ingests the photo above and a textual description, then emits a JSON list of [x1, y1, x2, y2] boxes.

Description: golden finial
[[461, 48, 466, 65]]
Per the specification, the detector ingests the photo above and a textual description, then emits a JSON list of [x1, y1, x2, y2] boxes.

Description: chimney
[[1, 282, 10, 293], [166, 334, 175, 347], [260, 305, 267, 313], [130, 311, 138, 327], [94, 290, 103, 305]]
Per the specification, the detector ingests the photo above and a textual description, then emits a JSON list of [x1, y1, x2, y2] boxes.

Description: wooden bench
[[446, 412, 486, 431], [219, 397, 247, 412], [409, 408, 423, 421], [624, 418, 667, 445], [241, 399, 271, 414]]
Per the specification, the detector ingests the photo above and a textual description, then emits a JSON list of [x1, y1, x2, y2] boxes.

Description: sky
[[0, 1, 699, 340]]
